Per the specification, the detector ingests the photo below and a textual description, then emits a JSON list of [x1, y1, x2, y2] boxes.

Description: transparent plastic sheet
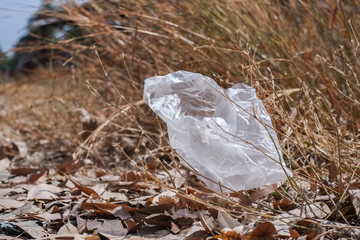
[[143, 71, 292, 192]]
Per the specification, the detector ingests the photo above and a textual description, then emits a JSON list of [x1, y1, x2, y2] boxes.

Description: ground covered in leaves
[[0, 75, 360, 240]]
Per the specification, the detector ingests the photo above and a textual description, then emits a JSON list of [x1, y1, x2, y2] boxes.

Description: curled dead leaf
[[28, 166, 46, 184], [67, 177, 100, 198], [144, 213, 172, 228]]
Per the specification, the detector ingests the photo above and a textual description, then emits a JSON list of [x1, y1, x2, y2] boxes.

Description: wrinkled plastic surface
[[143, 71, 292, 192]]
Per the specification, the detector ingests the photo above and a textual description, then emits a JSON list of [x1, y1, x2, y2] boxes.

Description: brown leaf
[[3, 142, 26, 157], [68, 177, 100, 198], [177, 192, 207, 210], [11, 167, 38, 176], [273, 198, 297, 211], [307, 231, 319, 240], [123, 218, 142, 232], [289, 228, 300, 238], [139, 204, 174, 214], [251, 222, 277, 240], [57, 159, 85, 174], [215, 228, 241, 240], [122, 171, 143, 181], [95, 169, 108, 178], [293, 218, 317, 235], [143, 213, 172, 228], [28, 166, 46, 184], [176, 217, 195, 228]]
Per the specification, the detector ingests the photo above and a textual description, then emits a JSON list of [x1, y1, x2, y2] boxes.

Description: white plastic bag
[[143, 71, 292, 192]]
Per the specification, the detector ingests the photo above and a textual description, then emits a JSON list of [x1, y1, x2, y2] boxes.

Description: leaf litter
[[1, 128, 359, 239], [0, 86, 358, 240]]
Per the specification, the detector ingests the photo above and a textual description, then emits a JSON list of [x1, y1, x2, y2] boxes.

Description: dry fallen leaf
[[28, 166, 46, 184], [101, 191, 128, 202], [289, 228, 301, 238], [11, 167, 39, 176], [58, 222, 79, 236], [250, 222, 277, 240], [35, 211, 62, 221], [123, 218, 142, 232], [84, 220, 103, 232], [170, 221, 181, 234], [144, 213, 172, 228], [27, 183, 62, 200], [153, 190, 179, 205], [112, 206, 132, 219], [98, 219, 128, 239], [68, 177, 100, 198], [57, 159, 85, 174], [273, 198, 297, 211], [13, 141, 28, 157], [217, 211, 241, 229], [214, 227, 241, 240], [0, 198, 25, 209], [12, 221, 47, 239]]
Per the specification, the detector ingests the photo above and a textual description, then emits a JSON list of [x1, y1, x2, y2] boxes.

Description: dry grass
[[7, 0, 360, 237]]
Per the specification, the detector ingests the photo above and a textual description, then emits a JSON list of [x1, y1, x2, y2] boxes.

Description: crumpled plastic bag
[[143, 71, 292, 192]]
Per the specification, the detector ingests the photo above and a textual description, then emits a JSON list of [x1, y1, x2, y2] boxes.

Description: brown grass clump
[[7, 0, 360, 238]]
